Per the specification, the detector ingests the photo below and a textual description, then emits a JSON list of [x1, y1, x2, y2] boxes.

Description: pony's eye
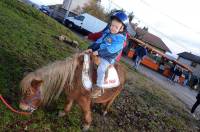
[[26, 89, 31, 96]]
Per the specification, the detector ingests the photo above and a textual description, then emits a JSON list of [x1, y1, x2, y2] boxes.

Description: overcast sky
[[31, 0, 200, 56]]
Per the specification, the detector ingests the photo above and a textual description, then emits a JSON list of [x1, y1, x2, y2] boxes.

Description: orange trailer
[[128, 37, 192, 74]]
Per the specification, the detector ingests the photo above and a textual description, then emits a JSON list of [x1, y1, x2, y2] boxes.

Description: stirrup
[[91, 86, 103, 98]]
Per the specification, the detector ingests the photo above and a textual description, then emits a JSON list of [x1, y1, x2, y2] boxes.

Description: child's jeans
[[96, 58, 111, 87]]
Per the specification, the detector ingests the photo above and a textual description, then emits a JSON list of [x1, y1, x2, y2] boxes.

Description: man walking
[[133, 46, 147, 69]]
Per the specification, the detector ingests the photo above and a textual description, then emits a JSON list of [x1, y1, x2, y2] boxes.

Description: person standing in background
[[133, 46, 147, 69]]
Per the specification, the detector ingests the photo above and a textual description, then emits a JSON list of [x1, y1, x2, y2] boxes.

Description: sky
[[30, 0, 200, 57]]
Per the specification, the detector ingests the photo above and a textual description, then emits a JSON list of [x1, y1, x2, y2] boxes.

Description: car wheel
[[68, 23, 73, 28]]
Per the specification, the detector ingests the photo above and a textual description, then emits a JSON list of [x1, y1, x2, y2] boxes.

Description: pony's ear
[[31, 79, 43, 90]]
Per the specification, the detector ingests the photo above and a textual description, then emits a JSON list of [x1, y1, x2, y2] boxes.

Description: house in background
[[62, 0, 93, 13], [49, 0, 101, 22], [177, 52, 200, 77], [125, 25, 189, 78], [135, 27, 171, 53], [48, 4, 78, 22], [62, 0, 102, 13]]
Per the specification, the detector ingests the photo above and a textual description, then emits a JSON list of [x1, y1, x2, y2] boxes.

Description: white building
[[177, 52, 200, 77], [49, 0, 101, 22], [62, 0, 92, 13]]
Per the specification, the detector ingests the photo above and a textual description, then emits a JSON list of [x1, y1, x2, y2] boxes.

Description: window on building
[[191, 61, 197, 67]]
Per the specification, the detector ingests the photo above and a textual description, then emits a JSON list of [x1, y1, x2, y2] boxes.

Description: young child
[[85, 11, 128, 98]]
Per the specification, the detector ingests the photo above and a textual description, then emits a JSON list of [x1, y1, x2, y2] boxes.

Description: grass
[[0, 0, 199, 131], [0, 0, 88, 95], [89, 64, 199, 131], [0, 0, 87, 131]]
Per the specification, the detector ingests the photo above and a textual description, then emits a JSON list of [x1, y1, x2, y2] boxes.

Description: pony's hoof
[[82, 124, 90, 132], [103, 111, 108, 116], [58, 111, 66, 117]]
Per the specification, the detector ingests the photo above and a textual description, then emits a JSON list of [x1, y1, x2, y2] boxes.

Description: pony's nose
[[19, 102, 29, 111], [19, 102, 36, 112]]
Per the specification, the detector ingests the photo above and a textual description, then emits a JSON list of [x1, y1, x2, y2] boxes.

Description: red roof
[[135, 27, 171, 53]]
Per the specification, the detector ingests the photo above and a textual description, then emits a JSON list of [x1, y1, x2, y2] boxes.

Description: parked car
[[64, 13, 107, 35], [39, 5, 50, 15]]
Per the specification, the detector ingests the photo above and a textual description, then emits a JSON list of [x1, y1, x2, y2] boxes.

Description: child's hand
[[93, 51, 98, 56], [84, 49, 92, 53]]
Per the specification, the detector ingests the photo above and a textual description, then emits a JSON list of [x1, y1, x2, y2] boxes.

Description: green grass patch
[[0, 0, 86, 131], [0, 0, 199, 131]]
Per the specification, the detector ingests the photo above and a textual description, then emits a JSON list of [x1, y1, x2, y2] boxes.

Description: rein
[[21, 90, 41, 112], [0, 94, 31, 115]]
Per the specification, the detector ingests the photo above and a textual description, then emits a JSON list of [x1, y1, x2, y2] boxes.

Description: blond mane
[[20, 54, 80, 105]]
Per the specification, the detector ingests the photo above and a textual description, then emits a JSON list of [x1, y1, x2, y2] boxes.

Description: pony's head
[[19, 54, 81, 112], [19, 78, 43, 112]]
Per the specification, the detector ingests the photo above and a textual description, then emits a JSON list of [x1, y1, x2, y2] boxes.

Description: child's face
[[110, 20, 124, 34]]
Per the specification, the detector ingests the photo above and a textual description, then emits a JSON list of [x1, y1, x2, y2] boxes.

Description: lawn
[[0, 0, 199, 131]]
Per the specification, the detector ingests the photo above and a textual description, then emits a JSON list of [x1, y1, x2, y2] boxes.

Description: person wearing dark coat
[[174, 67, 182, 82], [133, 46, 147, 69], [191, 90, 200, 114], [183, 71, 189, 86], [169, 65, 176, 81]]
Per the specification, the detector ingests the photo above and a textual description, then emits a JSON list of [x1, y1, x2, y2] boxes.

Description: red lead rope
[[0, 94, 31, 115]]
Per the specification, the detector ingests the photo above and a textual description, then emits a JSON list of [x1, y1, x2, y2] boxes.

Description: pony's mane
[[20, 54, 80, 105]]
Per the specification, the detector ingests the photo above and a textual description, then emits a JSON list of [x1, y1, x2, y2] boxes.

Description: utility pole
[[63, 0, 73, 23]]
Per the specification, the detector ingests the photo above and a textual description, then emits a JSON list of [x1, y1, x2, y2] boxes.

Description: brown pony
[[19, 53, 126, 131]]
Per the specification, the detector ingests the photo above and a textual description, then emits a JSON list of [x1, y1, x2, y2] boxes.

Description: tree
[[80, 0, 109, 22], [128, 11, 134, 22], [143, 26, 148, 31]]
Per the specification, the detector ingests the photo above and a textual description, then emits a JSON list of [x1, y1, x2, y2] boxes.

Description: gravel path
[[122, 57, 200, 119]]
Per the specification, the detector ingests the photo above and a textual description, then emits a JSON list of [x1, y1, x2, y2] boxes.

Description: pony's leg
[[101, 102, 108, 110], [77, 96, 92, 131], [103, 90, 121, 116], [59, 98, 74, 117]]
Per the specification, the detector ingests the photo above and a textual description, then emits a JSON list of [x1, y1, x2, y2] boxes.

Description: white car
[[64, 13, 107, 34]]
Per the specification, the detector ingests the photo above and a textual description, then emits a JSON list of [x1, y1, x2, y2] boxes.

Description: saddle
[[82, 54, 120, 90]]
